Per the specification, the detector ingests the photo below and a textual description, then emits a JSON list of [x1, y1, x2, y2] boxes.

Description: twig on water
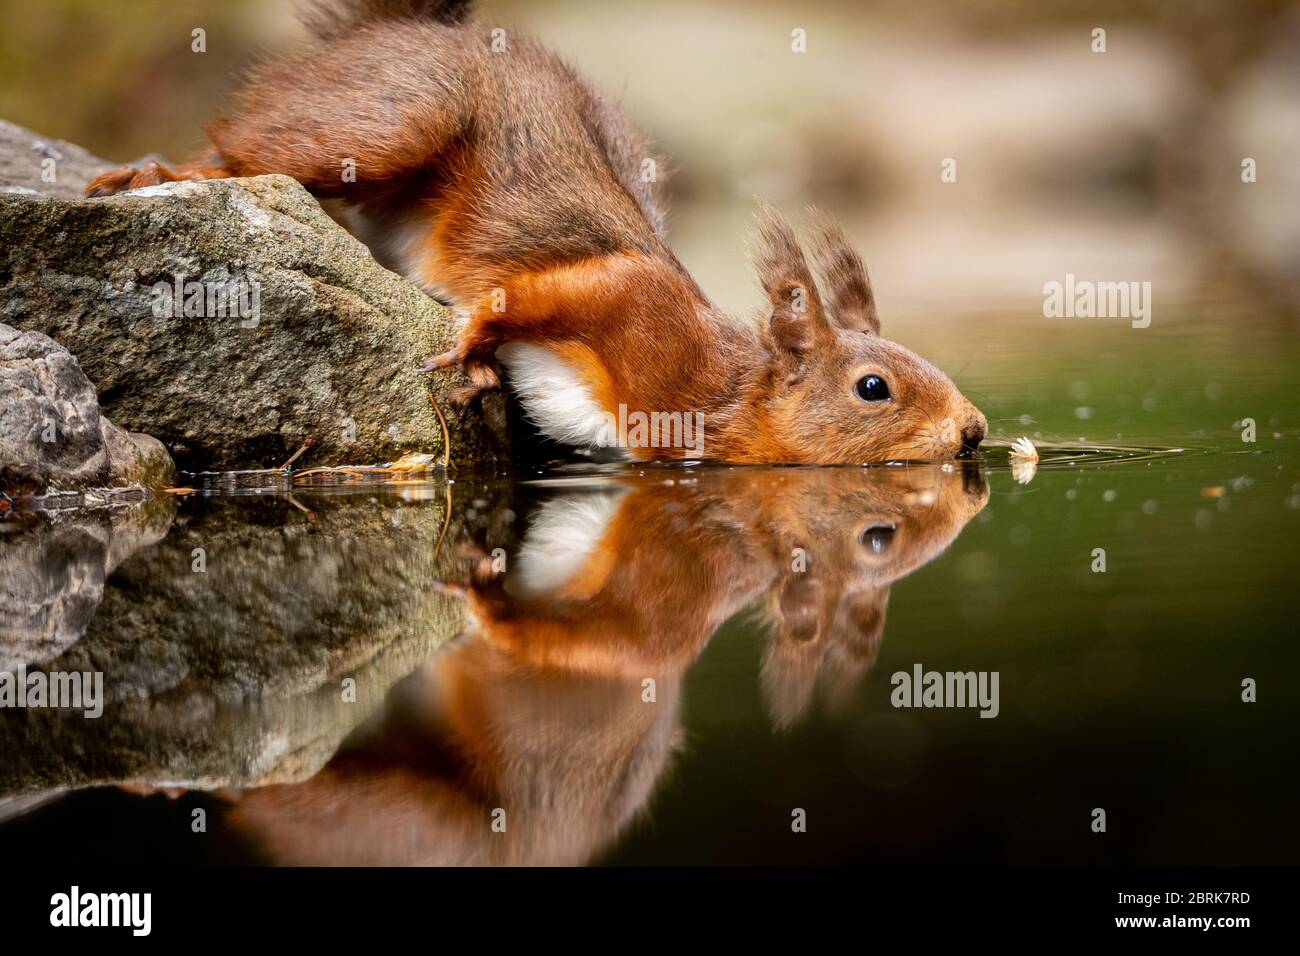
[[280, 438, 315, 471]]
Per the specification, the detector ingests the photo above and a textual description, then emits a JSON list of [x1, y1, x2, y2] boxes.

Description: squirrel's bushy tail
[[297, 0, 474, 39]]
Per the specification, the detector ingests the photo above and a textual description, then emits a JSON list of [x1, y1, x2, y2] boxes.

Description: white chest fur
[[495, 342, 620, 450]]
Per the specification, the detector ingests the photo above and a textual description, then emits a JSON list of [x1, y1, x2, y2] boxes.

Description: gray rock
[[0, 119, 114, 199], [0, 323, 175, 494], [0, 120, 510, 472], [0, 482, 504, 793]]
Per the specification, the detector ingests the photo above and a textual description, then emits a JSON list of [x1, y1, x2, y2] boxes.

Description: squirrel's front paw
[[450, 360, 500, 406], [422, 346, 500, 406]]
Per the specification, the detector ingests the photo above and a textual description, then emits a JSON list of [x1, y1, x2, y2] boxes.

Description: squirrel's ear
[[752, 205, 831, 360], [810, 212, 879, 335]]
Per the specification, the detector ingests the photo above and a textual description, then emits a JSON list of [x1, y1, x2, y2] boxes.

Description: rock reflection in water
[[0, 483, 485, 798], [221, 463, 987, 865]]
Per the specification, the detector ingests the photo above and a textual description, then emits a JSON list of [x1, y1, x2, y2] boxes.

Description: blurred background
[[2, 0, 1297, 322]]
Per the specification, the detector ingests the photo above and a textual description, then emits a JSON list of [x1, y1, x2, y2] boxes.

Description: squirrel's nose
[[960, 416, 986, 455]]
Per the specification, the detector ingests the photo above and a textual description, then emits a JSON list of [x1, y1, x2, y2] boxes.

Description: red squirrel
[[86, 0, 987, 464]]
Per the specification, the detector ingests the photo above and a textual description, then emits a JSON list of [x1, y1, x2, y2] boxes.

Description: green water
[[1, 309, 1297, 865]]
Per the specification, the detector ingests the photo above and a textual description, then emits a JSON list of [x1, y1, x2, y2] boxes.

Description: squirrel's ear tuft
[[809, 211, 879, 335], [751, 204, 830, 359]]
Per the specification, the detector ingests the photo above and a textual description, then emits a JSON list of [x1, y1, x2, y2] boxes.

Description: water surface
[[1, 307, 1297, 865]]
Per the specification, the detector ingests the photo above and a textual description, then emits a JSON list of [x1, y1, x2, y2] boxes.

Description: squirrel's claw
[[420, 341, 498, 406], [86, 166, 143, 197], [85, 161, 178, 197], [441, 357, 500, 406], [418, 345, 464, 373]]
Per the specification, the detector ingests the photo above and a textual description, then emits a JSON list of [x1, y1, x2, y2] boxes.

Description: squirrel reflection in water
[[220, 464, 987, 865]]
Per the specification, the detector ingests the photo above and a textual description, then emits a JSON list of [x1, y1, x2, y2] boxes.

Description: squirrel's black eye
[[860, 524, 896, 554], [855, 374, 891, 403]]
